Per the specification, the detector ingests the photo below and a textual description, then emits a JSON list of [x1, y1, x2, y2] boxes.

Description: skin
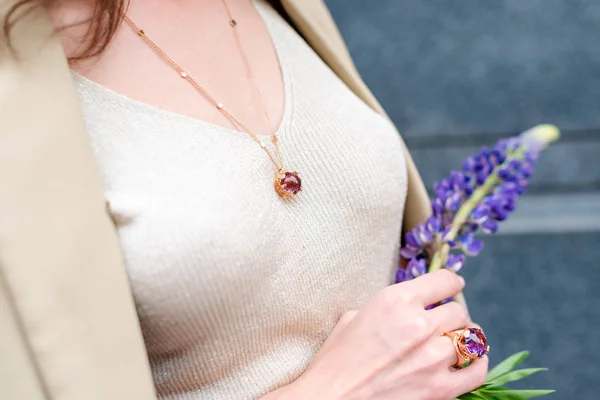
[[54, 0, 285, 136], [51, 1, 488, 398], [269, 270, 489, 399]]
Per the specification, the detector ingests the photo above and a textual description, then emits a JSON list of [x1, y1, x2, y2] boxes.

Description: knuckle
[[423, 342, 447, 366], [376, 286, 415, 309], [396, 290, 417, 305], [373, 287, 395, 312], [407, 313, 435, 338], [395, 286, 418, 305]]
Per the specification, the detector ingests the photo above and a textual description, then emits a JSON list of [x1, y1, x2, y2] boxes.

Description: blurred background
[[325, 0, 599, 398]]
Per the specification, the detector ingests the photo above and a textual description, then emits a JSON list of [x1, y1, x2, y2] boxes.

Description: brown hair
[[3, 0, 127, 60], [2, 0, 284, 61]]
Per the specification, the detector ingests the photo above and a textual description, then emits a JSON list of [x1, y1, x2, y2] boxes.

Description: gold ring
[[443, 327, 490, 367]]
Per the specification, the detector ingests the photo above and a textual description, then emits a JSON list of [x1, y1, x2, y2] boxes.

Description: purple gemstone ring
[[444, 327, 490, 367]]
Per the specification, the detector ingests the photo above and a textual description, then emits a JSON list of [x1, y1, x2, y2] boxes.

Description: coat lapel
[[0, 2, 156, 399], [280, 0, 432, 235]]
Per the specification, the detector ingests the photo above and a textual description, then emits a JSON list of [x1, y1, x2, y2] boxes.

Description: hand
[[279, 270, 488, 400]]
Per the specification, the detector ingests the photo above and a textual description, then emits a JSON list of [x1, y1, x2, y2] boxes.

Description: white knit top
[[74, 1, 407, 398]]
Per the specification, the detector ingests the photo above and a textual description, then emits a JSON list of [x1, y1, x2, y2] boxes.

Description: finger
[[423, 335, 462, 368], [402, 269, 465, 306], [453, 292, 471, 320], [426, 301, 469, 334], [448, 355, 489, 398]]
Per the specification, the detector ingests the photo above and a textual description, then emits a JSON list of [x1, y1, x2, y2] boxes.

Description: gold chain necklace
[[120, 2, 302, 198]]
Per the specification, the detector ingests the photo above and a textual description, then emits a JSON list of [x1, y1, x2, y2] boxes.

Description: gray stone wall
[[325, 0, 600, 397]]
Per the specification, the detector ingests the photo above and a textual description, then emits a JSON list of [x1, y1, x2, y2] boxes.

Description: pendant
[[274, 170, 302, 198]]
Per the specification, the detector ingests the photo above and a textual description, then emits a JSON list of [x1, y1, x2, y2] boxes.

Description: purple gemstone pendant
[[274, 170, 302, 198]]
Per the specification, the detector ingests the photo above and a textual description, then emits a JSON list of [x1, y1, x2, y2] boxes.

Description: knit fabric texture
[[74, 1, 408, 398]]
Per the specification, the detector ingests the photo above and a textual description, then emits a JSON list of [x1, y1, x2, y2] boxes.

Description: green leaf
[[458, 392, 488, 400], [487, 368, 548, 387], [481, 392, 526, 400], [485, 351, 530, 383], [480, 388, 555, 399]]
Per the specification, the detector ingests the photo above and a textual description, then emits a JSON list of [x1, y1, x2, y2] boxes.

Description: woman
[[0, 0, 487, 399]]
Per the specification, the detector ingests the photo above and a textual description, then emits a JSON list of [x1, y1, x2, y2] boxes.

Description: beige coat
[[0, 1, 448, 398]]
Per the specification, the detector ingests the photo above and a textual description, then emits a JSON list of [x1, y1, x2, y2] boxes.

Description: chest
[[83, 70, 408, 346], [62, 0, 286, 137], [76, 0, 408, 378]]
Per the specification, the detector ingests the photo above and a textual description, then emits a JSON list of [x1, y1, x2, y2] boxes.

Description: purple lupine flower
[[395, 257, 427, 283], [396, 124, 560, 286], [458, 233, 483, 256], [407, 258, 427, 279], [395, 267, 407, 284], [445, 254, 466, 273], [481, 219, 499, 234], [394, 125, 560, 398]]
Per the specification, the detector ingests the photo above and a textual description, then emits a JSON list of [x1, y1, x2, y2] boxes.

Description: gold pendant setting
[[274, 170, 302, 198]]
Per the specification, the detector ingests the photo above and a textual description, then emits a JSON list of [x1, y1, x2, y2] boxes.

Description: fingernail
[[458, 276, 465, 287]]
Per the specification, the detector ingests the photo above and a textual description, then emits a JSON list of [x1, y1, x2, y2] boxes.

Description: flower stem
[[429, 172, 500, 272], [429, 145, 528, 272]]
